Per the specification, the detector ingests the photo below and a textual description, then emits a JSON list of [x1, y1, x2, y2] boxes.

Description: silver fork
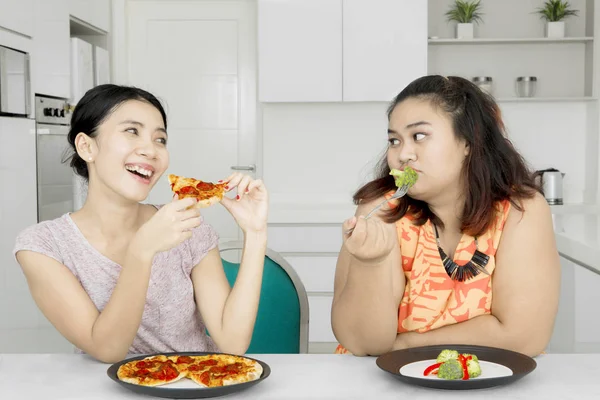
[[344, 184, 410, 235]]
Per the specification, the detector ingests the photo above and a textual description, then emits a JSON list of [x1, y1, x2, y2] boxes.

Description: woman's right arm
[[15, 198, 200, 363], [16, 242, 153, 363], [331, 198, 405, 356]]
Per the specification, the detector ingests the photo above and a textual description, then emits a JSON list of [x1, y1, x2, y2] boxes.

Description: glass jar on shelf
[[471, 76, 493, 96]]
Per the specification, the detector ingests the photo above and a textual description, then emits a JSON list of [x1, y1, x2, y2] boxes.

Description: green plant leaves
[[445, 0, 484, 24]]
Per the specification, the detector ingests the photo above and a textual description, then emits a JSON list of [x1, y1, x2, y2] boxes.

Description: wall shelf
[[428, 37, 594, 45], [496, 97, 598, 103]]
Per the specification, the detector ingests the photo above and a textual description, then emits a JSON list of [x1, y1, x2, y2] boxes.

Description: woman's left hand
[[220, 173, 268, 234]]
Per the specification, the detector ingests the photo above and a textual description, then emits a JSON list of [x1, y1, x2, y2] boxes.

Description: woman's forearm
[[89, 242, 154, 363], [218, 231, 267, 354], [331, 249, 404, 356], [396, 314, 548, 357]]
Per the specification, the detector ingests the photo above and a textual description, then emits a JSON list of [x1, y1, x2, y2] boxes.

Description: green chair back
[[221, 254, 305, 353]]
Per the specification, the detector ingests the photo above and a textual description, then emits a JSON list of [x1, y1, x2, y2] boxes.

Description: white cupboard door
[[258, 0, 342, 102], [70, 38, 94, 104], [0, 0, 34, 37], [33, 0, 70, 99], [127, 1, 257, 242], [342, 0, 427, 102], [94, 46, 110, 86]]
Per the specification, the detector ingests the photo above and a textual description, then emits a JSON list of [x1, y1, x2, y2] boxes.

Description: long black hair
[[354, 75, 540, 236]]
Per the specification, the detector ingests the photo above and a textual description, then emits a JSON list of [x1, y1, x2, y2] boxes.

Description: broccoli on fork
[[389, 167, 418, 188]]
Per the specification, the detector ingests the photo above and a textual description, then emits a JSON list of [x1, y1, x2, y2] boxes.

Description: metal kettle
[[533, 168, 565, 205]]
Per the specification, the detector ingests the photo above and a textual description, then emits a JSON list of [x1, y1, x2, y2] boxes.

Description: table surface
[[0, 353, 597, 399]]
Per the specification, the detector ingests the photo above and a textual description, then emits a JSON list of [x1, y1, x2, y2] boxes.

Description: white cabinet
[[0, 117, 37, 335], [574, 262, 600, 351], [33, 0, 70, 99], [258, 0, 342, 102], [342, 0, 427, 102], [257, 0, 427, 102], [548, 256, 600, 354], [70, 38, 94, 104], [0, 0, 34, 37], [68, 0, 110, 32]]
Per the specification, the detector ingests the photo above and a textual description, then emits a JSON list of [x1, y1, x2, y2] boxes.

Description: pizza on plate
[[168, 174, 226, 208], [117, 355, 187, 387], [117, 354, 263, 388]]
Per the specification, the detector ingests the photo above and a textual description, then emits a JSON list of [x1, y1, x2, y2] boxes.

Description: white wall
[[263, 102, 389, 206], [263, 101, 593, 207], [501, 102, 591, 204]]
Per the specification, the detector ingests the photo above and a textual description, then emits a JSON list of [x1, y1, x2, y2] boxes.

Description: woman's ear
[[74, 132, 96, 162], [464, 142, 470, 157]]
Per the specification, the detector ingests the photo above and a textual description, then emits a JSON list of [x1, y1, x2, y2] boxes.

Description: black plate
[[376, 344, 536, 390], [107, 352, 271, 399]]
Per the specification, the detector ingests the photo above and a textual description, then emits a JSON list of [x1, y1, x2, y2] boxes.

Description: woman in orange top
[[331, 75, 560, 357]]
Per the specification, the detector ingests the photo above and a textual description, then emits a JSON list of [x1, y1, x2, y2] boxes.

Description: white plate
[[400, 359, 513, 380]]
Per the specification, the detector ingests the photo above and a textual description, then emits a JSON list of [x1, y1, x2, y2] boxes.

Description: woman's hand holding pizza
[[132, 198, 202, 258], [220, 172, 268, 234]]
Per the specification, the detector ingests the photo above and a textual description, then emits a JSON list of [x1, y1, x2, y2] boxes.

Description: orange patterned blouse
[[335, 199, 511, 354]]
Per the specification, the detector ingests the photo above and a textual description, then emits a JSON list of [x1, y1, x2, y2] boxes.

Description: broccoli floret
[[389, 167, 418, 188], [462, 353, 479, 362], [437, 359, 463, 380], [436, 349, 459, 363], [467, 358, 481, 378]]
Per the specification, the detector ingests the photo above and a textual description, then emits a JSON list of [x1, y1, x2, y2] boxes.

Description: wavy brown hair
[[354, 75, 540, 237]]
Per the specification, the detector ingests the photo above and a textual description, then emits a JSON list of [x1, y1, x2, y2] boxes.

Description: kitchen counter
[[554, 211, 600, 275]]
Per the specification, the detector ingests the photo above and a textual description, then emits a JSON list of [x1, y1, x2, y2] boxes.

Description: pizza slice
[[168, 174, 226, 208], [186, 354, 263, 387], [117, 355, 187, 387]]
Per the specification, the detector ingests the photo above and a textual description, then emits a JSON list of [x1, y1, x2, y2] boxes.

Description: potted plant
[[536, 0, 579, 38], [445, 0, 483, 39]]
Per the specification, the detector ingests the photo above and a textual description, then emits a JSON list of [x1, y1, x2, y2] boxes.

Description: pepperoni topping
[[200, 371, 211, 386], [197, 359, 219, 367], [163, 364, 180, 380], [196, 182, 215, 191], [135, 361, 147, 369], [179, 185, 199, 195], [177, 356, 194, 364]]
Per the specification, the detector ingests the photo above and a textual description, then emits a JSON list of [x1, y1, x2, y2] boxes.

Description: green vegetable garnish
[[437, 359, 464, 380], [467, 357, 481, 378], [424, 349, 483, 380], [436, 349, 459, 363], [389, 167, 418, 188]]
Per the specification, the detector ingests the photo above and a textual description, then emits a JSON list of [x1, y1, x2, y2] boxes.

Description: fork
[[344, 184, 411, 235]]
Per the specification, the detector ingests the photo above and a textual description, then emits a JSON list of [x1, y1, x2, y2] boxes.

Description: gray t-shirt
[[12, 211, 220, 354]]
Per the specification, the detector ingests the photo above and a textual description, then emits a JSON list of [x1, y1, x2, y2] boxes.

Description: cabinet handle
[[230, 164, 256, 172]]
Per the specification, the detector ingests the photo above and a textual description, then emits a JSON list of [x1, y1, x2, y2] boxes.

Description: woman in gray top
[[13, 84, 269, 363]]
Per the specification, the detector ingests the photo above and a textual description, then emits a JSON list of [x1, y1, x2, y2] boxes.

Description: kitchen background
[[0, 0, 599, 355]]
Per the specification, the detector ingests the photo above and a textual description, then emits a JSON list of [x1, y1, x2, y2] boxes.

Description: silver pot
[[515, 76, 537, 97]]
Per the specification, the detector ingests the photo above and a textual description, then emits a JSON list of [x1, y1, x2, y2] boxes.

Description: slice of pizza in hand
[[168, 174, 226, 208], [117, 355, 187, 387]]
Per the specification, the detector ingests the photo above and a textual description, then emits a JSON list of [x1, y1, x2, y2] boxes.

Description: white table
[[0, 353, 598, 399]]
